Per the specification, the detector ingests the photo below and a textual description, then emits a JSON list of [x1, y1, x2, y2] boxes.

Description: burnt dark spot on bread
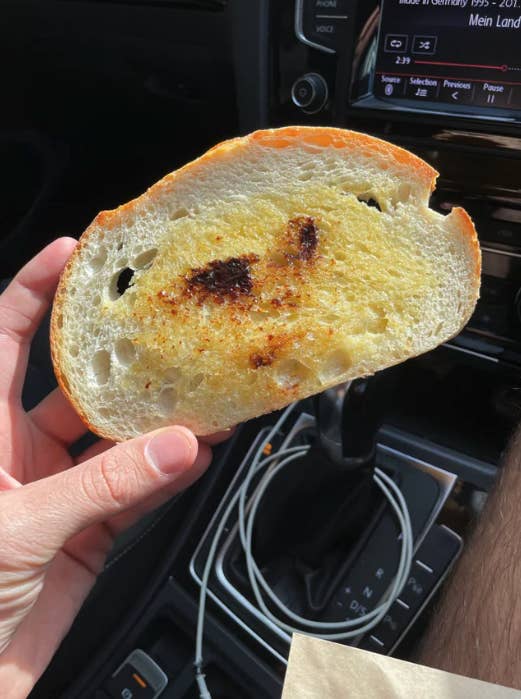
[[285, 216, 319, 263], [185, 254, 259, 303], [250, 351, 274, 369], [297, 216, 318, 260], [157, 219, 322, 320], [117, 267, 135, 296], [249, 331, 304, 370]]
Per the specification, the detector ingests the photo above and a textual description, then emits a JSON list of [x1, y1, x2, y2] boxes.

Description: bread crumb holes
[[318, 348, 352, 384], [109, 267, 135, 300], [114, 338, 136, 366], [164, 367, 182, 383], [188, 373, 205, 393], [88, 248, 107, 272], [274, 359, 312, 388], [92, 349, 111, 385], [133, 248, 158, 270], [170, 207, 189, 221], [158, 386, 177, 416], [357, 195, 382, 212]]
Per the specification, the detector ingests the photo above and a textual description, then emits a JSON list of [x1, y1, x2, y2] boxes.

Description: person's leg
[[418, 428, 521, 688]]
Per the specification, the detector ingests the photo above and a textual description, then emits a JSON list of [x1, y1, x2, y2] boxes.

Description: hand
[[0, 239, 229, 697]]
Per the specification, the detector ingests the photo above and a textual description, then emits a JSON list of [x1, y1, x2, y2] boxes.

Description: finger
[[0, 426, 204, 562], [103, 440, 212, 537], [0, 237, 77, 398], [29, 387, 88, 446], [62, 440, 212, 575], [200, 427, 237, 446], [70, 437, 210, 539]]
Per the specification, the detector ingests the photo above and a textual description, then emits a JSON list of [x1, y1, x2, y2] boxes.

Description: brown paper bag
[[282, 633, 521, 698]]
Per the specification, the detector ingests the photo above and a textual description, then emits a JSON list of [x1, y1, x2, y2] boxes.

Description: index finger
[[0, 237, 77, 399]]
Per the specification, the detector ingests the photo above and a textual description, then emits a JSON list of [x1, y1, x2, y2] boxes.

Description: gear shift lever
[[315, 367, 401, 472]]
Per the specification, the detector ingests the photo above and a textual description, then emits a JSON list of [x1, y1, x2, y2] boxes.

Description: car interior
[[2, 1, 521, 697]]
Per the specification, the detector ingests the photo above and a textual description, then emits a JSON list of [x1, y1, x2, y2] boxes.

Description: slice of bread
[[51, 127, 480, 440]]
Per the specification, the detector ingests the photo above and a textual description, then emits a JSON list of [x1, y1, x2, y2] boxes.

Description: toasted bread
[[50, 127, 480, 439]]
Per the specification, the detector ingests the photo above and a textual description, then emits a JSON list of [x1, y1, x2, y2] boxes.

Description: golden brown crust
[[50, 259, 102, 437], [451, 206, 482, 281]]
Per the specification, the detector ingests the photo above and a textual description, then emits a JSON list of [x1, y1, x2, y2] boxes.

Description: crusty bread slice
[[51, 127, 480, 440]]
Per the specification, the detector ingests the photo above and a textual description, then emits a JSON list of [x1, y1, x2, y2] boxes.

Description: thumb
[[1, 426, 207, 561]]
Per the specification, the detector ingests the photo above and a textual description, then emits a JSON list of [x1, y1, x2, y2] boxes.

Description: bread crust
[[50, 127, 480, 441], [450, 206, 482, 279]]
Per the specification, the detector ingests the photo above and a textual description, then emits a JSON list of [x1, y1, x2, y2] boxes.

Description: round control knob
[[291, 73, 329, 114]]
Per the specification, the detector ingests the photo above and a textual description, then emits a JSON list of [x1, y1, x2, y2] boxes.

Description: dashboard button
[[412, 35, 437, 55], [375, 74, 407, 98], [475, 82, 511, 108], [406, 76, 440, 100], [384, 34, 408, 53], [104, 650, 168, 699], [398, 561, 437, 611], [311, 0, 350, 10], [105, 666, 156, 699], [305, 16, 348, 50], [291, 78, 315, 109], [439, 79, 475, 105], [296, 0, 352, 53], [291, 73, 329, 113], [366, 600, 411, 648]]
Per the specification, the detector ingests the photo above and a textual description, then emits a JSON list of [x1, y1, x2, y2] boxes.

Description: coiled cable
[[195, 403, 413, 697]]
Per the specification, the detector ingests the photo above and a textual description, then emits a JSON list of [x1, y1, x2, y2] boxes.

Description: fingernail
[[145, 429, 195, 475]]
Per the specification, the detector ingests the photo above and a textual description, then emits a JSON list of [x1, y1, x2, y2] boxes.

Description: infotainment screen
[[373, 0, 521, 118]]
